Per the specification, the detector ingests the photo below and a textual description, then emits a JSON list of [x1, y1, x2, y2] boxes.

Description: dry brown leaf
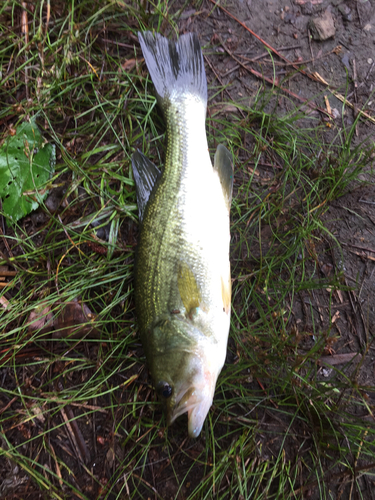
[[210, 103, 239, 115], [27, 303, 54, 333], [120, 58, 138, 73], [53, 298, 99, 338], [106, 447, 115, 468], [319, 353, 362, 366], [0, 296, 10, 310]]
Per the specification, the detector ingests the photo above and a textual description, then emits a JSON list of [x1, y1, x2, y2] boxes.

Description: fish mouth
[[168, 386, 197, 423], [167, 385, 212, 438]]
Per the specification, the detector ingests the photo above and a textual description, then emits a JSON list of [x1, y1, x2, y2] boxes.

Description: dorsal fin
[[214, 144, 233, 211], [131, 149, 161, 222]]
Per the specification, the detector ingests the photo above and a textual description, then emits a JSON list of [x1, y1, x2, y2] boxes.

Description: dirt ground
[[197, 0, 375, 433], [1, 0, 375, 498]]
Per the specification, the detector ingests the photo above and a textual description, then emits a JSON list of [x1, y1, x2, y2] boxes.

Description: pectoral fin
[[221, 266, 231, 315], [132, 149, 161, 222], [214, 144, 233, 211], [178, 262, 201, 316]]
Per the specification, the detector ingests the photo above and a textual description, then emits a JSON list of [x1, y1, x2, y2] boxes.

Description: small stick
[[256, 378, 278, 408], [209, 0, 323, 85], [45, 0, 50, 33], [307, 29, 314, 66], [21, 2, 29, 99], [0, 282, 13, 288], [324, 95, 332, 116], [238, 44, 302, 63], [312, 290, 324, 324], [348, 249, 375, 262], [0, 270, 17, 277], [239, 45, 340, 67], [341, 242, 375, 254], [220, 38, 332, 117], [357, 2, 363, 27], [314, 72, 375, 125], [0, 227, 14, 259], [352, 58, 359, 136], [204, 55, 246, 119], [347, 61, 375, 99]]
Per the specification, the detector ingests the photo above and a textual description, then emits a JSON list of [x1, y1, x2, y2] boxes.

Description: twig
[[261, 46, 340, 67], [219, 38, 332, 117], [204, 54, 234, 100], [356, 1, 363, 27], [208, 0, 324, 84], [65, 405, 91, 464], [45, 0, 50, 32], [239, 46, 339, 68], [359, 199, 375, 205], [307, 29, 314, 66], [348, 249, 375, 262], [312, 289, 324, 324], [0, 270, 17, 276], [237, 44, 302, 64], [59, 406, 85, 465], [313, 72, 375, 125], [204, 55, 246, 119], [347, 61, 375, 99], [0, 227, 14, 259], [341, 242, 375, 254], [0, 396, 17, 415], [209, 0, 375, 126], [352, 58, 359, 136], [0, 282, 14, 288], [50, 444, 64, 488], [352, 58, 358, 98], [21, 2, 29, 99], [256, 378, 278, 408]]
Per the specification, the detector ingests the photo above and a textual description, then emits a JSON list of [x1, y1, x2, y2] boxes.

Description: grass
[[1, 1, 375, 499]]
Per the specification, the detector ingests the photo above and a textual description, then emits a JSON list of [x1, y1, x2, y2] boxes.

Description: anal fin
[[221, 266, 231, 315], [132, 149, 161, 222]]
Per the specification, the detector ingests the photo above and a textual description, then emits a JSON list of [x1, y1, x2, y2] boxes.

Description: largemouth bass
[[132, 31, 233, 438]]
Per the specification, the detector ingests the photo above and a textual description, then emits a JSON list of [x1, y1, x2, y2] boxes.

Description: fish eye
[[156, 381, 173, 399]]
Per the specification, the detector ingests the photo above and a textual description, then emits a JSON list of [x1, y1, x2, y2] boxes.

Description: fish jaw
[[166, 371, 218, 438], [146, 314, 228, 437], [148, 316, 228, 438]]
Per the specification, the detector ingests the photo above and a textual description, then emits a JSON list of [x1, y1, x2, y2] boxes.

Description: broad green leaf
[[0, 121, 55, 222]]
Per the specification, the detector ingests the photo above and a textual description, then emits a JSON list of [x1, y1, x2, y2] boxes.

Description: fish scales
[[132, 31, 233, 437]]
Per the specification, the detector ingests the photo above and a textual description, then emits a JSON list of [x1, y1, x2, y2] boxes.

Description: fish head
[[149, 318, 225, 438]]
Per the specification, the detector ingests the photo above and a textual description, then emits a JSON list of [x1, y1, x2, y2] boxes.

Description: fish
[[132, 31, 233, 438]]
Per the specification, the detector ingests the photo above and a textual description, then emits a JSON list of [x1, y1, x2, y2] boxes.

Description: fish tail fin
[[138, 31, 207, 106]]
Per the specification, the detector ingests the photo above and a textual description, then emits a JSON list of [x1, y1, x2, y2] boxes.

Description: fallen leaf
[[0, 121, 55, 222], [27, 302, 54, 333], [210, 103, 239, 115], [53, 298, 99, 338], [31, 404, 46, 423], [318, 353, 362, 366], [120, 58, 138, 73]]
